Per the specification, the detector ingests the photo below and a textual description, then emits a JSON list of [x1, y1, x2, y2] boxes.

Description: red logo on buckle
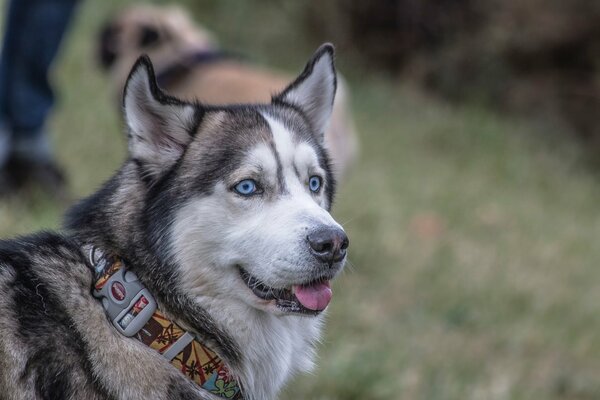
[[111, 281, 126, 301]]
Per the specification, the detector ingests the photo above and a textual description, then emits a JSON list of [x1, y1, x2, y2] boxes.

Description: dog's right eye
[[233, 179, 259, 196]]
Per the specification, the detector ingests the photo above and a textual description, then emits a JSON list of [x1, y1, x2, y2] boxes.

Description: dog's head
[[123, 44, 348, 316], [98, 5, 216, 70]]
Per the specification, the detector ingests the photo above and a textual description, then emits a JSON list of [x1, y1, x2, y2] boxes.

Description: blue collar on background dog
[[156, 49, 241, 88], [86, 245, 244, 399]]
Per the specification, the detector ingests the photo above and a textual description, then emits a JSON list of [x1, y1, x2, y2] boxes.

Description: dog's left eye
[[308, 176, 322, 193], [234, 179, 258, 196]]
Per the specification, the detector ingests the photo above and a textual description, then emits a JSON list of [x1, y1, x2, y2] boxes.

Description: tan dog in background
[[99, 5, 358, 182]]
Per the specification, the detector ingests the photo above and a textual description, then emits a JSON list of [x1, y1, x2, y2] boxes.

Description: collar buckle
[[90, 248, 157, 337]]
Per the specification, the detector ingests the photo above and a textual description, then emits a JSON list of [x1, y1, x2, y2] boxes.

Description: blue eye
[[234, 179, 258, 196], [309, 176, 322, 193]]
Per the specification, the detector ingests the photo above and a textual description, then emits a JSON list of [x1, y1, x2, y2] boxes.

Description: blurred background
[[1, 0, 600, 398]]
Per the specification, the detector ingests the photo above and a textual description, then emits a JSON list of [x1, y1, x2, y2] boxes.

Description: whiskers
[[341, 257, 357, 274], [339, 215, 359, 227]]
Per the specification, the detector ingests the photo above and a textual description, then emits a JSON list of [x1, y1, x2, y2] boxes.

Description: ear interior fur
[[123, 55, 198, 180], [274, 43, 337, 139]]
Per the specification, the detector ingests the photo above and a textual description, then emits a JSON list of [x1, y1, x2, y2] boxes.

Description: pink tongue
[[293, 281, 332, 311]]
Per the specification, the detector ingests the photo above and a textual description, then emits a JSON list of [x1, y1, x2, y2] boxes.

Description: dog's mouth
[[239, 268, 333, 315]]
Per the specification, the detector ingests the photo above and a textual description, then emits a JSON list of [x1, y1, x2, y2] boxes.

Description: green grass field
[[1, 1, 600, 399]]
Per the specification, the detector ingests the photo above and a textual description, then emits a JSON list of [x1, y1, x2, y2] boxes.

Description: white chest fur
[[196, 297, 324, 400]]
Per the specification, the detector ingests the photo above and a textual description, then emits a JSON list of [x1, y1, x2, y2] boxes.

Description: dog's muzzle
[[239, 226, 348, 315]]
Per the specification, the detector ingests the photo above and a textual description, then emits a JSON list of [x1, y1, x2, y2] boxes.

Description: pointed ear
[[273, 43, 337, 139], [123, 55, 199, 181]]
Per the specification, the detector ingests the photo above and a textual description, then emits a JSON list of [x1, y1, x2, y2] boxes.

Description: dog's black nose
[[307, 227, 349, 264]]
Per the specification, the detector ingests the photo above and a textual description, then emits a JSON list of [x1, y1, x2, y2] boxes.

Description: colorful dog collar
[[88, 246, 243, 399]]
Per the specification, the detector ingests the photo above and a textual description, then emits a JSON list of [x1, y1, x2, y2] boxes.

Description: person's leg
[[0, 0, 30, 194], [0, 0, 27, 169], [6, 0, 78, 162], [0, 0, 78, 196]]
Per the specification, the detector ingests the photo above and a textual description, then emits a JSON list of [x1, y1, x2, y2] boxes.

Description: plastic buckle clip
[[91, 251, 157, 337]]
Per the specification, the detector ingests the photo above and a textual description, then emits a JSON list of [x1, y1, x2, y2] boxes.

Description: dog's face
[[99, 5, 216, 70], [123, 45, 348, 316]]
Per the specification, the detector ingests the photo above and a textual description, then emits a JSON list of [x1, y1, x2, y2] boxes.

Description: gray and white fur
[[0, 44, 348, 399]]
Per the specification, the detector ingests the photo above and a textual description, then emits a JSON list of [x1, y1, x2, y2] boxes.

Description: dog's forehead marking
[[246, 143, 278, 179], [262, 114, 296, 164], [261, 112, 319, 170], [294, 143, 321, 173], [262, 113, 300, 194], [260, 112, 325, 203]]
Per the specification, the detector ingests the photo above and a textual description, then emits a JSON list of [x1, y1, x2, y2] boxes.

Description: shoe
[[0, 167, 15, 198], [4, 155, 69, 200]]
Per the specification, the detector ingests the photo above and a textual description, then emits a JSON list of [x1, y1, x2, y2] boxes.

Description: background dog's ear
[[123, 55, 199, 181], [273, 43, 337, 140]]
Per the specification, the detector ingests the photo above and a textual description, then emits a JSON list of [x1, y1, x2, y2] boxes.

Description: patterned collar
[[87, 246, 243, 399]]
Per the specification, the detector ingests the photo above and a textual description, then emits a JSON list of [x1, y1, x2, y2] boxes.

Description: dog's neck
[[65, 162, 242, 362], [65, 162, 322, 399], [65, 163, 144, 253], [88, 246, 244, 398]]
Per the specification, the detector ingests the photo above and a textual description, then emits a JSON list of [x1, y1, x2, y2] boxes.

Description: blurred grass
[[1, 1, 600, 399]]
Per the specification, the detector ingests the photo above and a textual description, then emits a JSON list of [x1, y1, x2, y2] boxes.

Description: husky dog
[[98, 4, 358, 182], [0, 44, 348, 399]]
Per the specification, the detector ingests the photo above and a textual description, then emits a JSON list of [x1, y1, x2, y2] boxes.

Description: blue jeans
[[0, 0, 78, 166]]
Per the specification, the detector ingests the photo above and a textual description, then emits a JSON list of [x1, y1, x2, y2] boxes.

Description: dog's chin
[[238, 267, 337, 316]]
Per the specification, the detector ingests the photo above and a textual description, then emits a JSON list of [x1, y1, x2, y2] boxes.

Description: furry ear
[[273, 43, 337, 139], [123, 55, 198, 180]]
